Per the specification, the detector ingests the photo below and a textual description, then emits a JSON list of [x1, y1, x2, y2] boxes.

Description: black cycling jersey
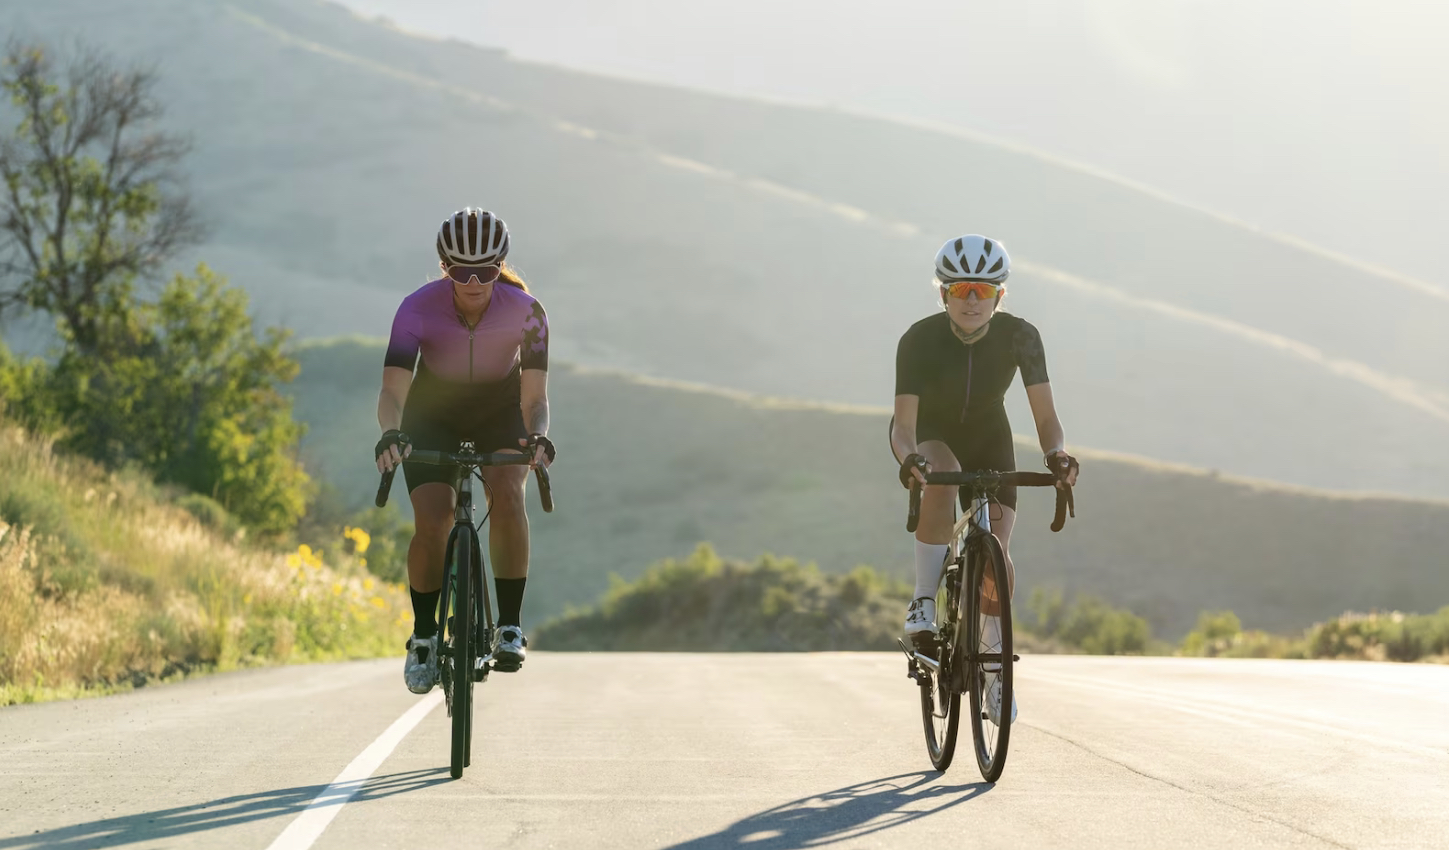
[[895, 311, 1049, 510]]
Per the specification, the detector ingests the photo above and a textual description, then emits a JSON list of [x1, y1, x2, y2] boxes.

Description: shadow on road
[[664, 771, 991, 849], [0, 767, 450, 850]]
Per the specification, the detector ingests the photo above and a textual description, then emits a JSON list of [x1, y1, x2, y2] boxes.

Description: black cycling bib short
[[894, 311, 1049, 511]]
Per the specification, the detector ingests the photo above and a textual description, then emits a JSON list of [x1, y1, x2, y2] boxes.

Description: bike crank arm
[[972, 652, 1022, 664], [897, 638, 941, 684]]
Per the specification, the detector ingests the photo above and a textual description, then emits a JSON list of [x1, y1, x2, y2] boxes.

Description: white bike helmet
[[437, 208, 510, 265], [934, 235, 1010, 283]]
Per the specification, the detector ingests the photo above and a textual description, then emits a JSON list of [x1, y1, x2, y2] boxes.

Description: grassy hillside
[[0, 418, 409, 705], [5, 0, 1449, 498], [293, 338, 1449, 639]]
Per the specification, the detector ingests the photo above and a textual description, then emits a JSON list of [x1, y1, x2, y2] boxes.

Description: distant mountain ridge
[[4, 0, 1446, 499]]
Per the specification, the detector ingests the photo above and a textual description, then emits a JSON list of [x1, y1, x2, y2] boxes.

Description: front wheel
[[919, 563, 963, 771], [447, 524, 478, 780], [965, 532, 1013, 782]]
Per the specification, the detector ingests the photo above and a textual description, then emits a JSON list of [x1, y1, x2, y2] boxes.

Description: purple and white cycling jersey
[[385, 278, 548, 380]]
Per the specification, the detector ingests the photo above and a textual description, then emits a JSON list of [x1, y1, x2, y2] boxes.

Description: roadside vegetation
[[535, 544, 1160, 654], [539, 546, 1449, 663], [0, 418, 409, 705], [0, 41, 414, 704], [1178, 608, 1449, 662]]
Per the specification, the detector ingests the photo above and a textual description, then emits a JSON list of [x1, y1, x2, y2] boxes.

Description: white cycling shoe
[[403, 634, 439, 694], [904, 597, 937, 636], [984, 670, 1018, 726], [492, 625, 527, 669]]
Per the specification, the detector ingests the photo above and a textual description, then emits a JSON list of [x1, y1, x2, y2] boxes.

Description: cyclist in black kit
[[890, 234, 1080, 725]]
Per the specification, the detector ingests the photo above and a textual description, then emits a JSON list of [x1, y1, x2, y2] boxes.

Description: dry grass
[[0, 421, 410, 705]]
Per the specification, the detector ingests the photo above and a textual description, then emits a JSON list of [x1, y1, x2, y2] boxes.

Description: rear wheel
[[448, 525, 477, 780], [966, 532, 1013, 782], [919, 562, 963, 771]]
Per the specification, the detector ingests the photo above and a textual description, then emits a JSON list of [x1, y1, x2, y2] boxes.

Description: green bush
[[1304, 609, 1449, 662], [536, 544, 912, 651], [175, 493, 237, 535], [1026, 586, 1152, 655], [1179, 610, 1242, 656], [4, 267, 313, 537]]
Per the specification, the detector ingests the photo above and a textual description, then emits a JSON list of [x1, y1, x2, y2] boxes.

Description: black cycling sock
[[495, 577, 526, 628], [410, 587, 440, 639]]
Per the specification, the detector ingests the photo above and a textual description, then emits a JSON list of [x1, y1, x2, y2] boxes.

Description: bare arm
[[1025, 382, 1078, 484], [891, 395, 920, 461], [376, 366, 413, 473], [378, 366, 413, 432], [1024, 382, 1064, 458], [520, 368, 550, 467], [892, 394, 929, 485]]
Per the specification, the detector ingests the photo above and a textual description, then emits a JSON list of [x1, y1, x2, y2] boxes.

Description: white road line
[[265, 691, 443, 850]]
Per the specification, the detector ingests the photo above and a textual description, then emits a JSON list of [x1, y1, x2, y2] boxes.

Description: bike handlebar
[[906, 470, 1073, 534], [375, 450, 554, 513]]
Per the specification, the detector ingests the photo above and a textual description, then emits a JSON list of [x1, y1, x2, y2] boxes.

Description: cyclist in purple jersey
[[891, 235, 1080, 726], [374, 208, 554, 694]]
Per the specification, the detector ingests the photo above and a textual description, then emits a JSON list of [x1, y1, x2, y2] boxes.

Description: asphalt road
[[2, 654, 1446, 849]]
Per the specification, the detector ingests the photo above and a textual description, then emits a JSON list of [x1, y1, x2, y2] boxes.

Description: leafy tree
[[46, 265, 310, 535], [0, 42, 309, 536]]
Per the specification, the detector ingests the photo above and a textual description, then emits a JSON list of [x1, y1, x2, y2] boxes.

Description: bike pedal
[[1013, 654, 1020, 662], [908, 632, 939, 654], [490, 660, 522, 673]]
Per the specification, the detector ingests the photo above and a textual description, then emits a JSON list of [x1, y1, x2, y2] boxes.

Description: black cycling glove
[[375, 429, 411, 461], [898, 453, 928, 489], [1046, 450, 1079, 482], [529, 434, 556, 464]]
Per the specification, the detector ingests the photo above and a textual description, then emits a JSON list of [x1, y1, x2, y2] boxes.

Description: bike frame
[[443, 444, 496, 676], [947, 494, 993, 565]]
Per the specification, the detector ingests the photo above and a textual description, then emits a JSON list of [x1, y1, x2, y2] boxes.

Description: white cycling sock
[[913, 541, 950, 601]]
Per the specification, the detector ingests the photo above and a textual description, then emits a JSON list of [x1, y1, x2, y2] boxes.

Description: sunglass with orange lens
[[446, 263, 502, 285], [939, 280, 1005, 301]]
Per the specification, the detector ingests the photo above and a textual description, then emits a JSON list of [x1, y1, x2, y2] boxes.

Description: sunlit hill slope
[[5, 0, 1449, 499]]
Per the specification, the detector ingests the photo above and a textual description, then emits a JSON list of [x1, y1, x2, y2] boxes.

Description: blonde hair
[[497, 261, 528, 292]]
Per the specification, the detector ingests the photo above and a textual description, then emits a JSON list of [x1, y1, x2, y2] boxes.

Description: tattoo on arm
[[526, 398, 549, 436]]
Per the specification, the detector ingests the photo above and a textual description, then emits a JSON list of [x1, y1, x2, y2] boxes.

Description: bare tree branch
[[0, 38, 203, 350]]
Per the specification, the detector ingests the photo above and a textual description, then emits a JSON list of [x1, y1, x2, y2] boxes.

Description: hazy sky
[[332, 0, 1449, 287]]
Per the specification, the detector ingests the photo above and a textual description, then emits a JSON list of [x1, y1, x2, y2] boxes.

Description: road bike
[[899, 469, 1071, 781], [376, 442, 553, 779]]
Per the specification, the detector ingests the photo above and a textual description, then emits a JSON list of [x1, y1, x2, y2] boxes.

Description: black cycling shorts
[[400, 367, 528, 493], [907, 414, 1019, 512]]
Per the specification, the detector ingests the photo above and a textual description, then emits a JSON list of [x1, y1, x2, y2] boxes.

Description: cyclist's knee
[[918, 440, 960, 472], [488, 479, 527, 516], [414, 510, 452, 543]]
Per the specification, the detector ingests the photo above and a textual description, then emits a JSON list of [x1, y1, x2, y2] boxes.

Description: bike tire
[[465, 529, 487, 769], [919, 562, 963, 771], [966, 532, 1013, 782], [449, 524, 477, 780]]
